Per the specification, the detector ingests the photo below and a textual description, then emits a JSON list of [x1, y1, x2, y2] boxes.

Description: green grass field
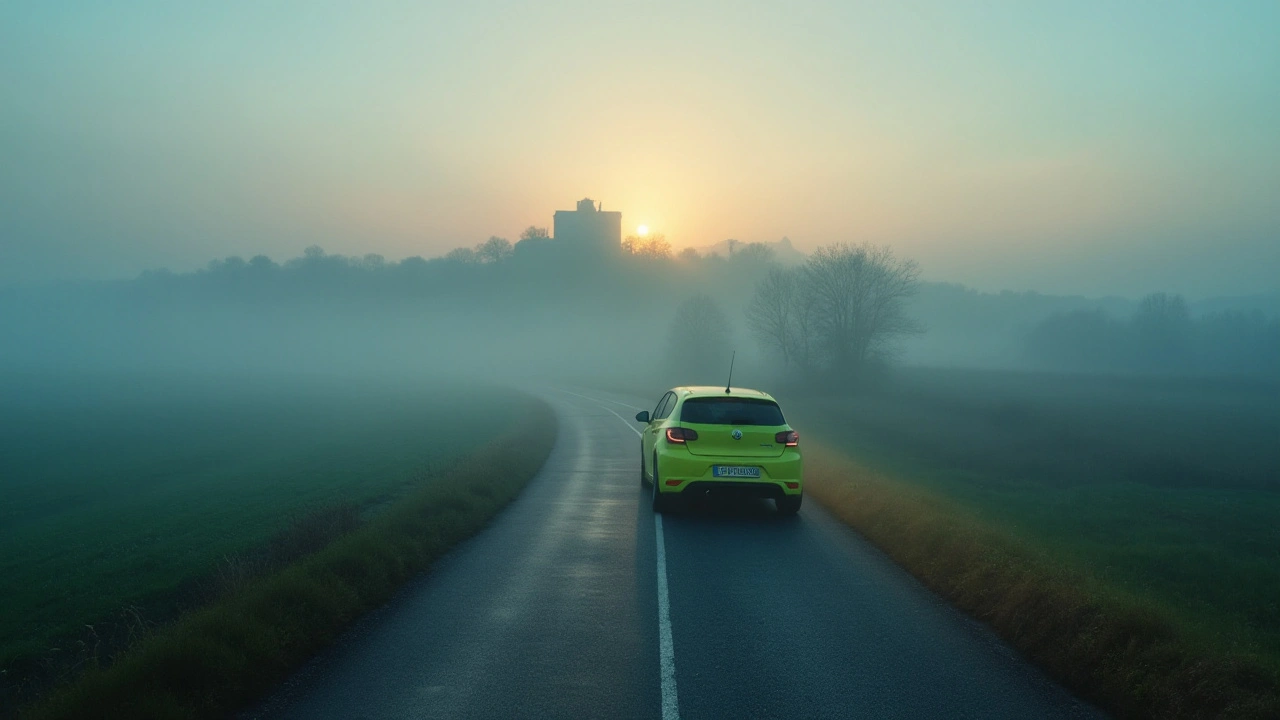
[[0, 373, 517, 672], [789, 369, 1280, 661], [24, 392, 556, 720], [785, 368, 1280, 716]]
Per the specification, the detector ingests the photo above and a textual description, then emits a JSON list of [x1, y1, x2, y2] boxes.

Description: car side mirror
[[635, 411, 650, 423]]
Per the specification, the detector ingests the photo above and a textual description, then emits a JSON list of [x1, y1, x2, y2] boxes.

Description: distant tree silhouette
[[622, 233, 672, 260], [476, 236, 513, 263], [803, 243, 921, 377], [732, 242, 775, 265], [746, 267, 817, 371], [1196, 310, 1280, 376], [1133, 292, 1191, 368], [748, 243, 920, 379], [445, 247, 479, 264], [666, 294, 732, 380], [678, 247, 701, 261], [1022, 292, 1279, 377], [514, 228, 552, 258], [746, 267, 796, 366], [249, 255, 276, 271], [646, 236, 672, 260], [1024, 309, 1125, 370], [520, 226, 550, 241]]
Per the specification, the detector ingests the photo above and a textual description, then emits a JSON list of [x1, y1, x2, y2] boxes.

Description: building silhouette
[[554, 198, 621, 253]]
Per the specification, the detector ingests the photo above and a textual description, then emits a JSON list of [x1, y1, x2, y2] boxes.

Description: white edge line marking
[[598, 404, 645, 436], [572, 393, 680, 720], [654, 512, 679, 720], [559, 388, 647, 412]]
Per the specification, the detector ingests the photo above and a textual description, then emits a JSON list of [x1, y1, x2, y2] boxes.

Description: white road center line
[[566, 391, 680, 720]]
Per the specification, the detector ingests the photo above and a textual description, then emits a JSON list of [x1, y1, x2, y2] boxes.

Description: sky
[[2, 0, 1278, 298]]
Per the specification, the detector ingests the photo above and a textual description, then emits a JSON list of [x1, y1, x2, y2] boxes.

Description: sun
[[637, 225, 649, 237]]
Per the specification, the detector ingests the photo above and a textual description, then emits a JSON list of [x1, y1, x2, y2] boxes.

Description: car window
[[661, 395, 678, 420], [665, 393, 680, 419], [680, 397, 785, 426], [652, 392, 671, 420], [656, 392, 675, 420]]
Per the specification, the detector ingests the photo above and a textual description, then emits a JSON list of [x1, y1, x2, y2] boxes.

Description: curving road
[[246, 389, 1103, 720]]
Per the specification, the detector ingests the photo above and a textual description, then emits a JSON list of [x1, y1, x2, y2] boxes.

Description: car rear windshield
[[679, 397, 785, 426]]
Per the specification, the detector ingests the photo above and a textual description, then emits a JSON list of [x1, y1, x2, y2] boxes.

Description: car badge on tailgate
[[731, 429, 743, 440]]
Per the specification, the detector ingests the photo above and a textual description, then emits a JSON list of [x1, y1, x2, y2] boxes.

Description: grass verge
[[804, 441, 1280, 719], [1, 377, 517, 672], [22, 396, 557, 720]]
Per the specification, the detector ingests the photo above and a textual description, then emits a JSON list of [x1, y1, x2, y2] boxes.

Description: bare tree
[[746, 266, 820, 371], [444, 247, 479, 264], [732, 242, 775, 265], [1133, 292, 1191, 367], [475, 236, 513, 263], [514, 227, 551, 256], [643, 235, 672, 260], [746, 267, 798, 366], [803, 243, 921, 374], [623, 233, 672, 260], [666, 293, 732, 380], [1134, 292, 1190, 333], [791, 280, 821, 371]]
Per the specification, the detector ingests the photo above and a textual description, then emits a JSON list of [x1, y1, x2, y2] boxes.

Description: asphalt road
[[247, 389, 1103, 720]]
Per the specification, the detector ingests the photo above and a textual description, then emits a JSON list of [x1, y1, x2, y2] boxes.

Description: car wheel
[[776, 494, 802, 515], [651, 454, 669, 513], [641, 442, 649, 486]]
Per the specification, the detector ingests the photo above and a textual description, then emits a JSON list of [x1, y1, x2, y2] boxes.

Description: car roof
[[669, 386, 776, 402]]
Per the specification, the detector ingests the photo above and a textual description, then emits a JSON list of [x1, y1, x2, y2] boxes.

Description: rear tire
[[652, 454, 670, 513], [776, 494, 802, 515]]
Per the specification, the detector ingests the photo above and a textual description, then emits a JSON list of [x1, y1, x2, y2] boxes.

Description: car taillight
[[666, 427, 699, 444], [775, 430, 799, 447]]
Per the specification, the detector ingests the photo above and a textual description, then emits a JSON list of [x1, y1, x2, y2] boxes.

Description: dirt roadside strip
[[23, 396, 558, 720]]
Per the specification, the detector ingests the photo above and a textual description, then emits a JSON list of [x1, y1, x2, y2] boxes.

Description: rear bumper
[[655, 447, 802, 496], [678, 480, 791, 500]]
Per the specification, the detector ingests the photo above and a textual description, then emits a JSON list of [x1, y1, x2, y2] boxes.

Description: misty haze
[[2, 3, 1278, 720]]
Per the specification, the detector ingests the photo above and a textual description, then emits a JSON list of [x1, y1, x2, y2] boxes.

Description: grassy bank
[[22, 393, 557, 720], [791, 369, 1280, 718], [0, 375, 521, 673]]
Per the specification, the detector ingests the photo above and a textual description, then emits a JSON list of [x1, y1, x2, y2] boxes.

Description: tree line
[[743, 243, 921, 380], [125, 230, 1276, 383], [1024, 292, 1280, 377], [157, 232, 925, 384], [661, 243, 922, 384]]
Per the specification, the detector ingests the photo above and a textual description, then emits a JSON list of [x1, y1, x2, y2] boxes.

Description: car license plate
[[713, 466, 760, 478]]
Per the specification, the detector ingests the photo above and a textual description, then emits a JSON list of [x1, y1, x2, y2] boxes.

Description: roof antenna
[[725, 350, 736, 394]]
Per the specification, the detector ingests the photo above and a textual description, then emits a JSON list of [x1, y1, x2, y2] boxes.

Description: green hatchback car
[[635, 386, 802, 514]]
